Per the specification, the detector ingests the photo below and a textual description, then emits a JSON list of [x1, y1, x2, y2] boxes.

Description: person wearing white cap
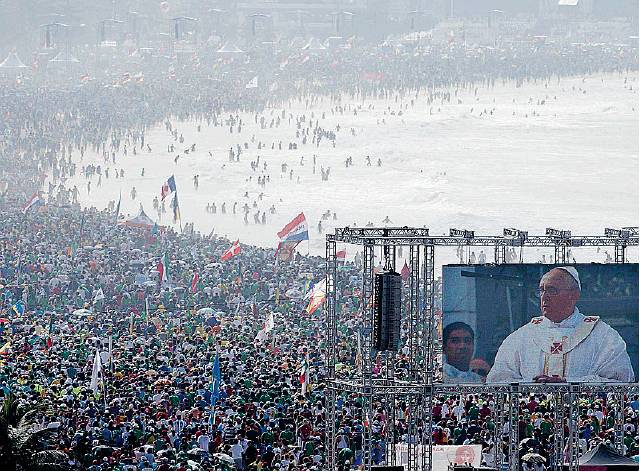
[[487, 266, 634, 384]]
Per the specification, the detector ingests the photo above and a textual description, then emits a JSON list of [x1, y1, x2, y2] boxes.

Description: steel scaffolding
[[325, 226, 638, 471]]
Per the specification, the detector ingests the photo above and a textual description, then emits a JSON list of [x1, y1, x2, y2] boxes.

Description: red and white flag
[[221, 240, 241, 262], [300, 352, 309, 395], [191, 272, 199, 293], [336, 248, 346, 263], [22, 192, 43, 214]]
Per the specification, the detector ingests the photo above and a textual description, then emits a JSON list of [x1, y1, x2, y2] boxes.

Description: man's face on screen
[[539, 270, 580, 323], [445, 328, 474, 372]]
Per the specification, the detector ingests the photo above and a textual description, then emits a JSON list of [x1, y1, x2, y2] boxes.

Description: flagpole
[[177, 192, 183, 233], [79, 210, 86, 248], [102, 362, 108, 409], [115, 190, 121, 225], [271, 321, 277, 353], [145, 297, 149, 341], [15, 253, 22, 287]]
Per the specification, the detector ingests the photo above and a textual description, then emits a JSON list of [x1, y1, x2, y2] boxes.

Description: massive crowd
[[0, 30, 637, 471]]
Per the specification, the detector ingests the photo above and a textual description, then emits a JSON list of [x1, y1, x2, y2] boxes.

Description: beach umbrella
[[519, 438, 534, 448], [522, 452, 546, 464], [72, 308, 93, 316], [92, 445, 115, 458], [212, 453, 235, 465], [197, 308, 214, 316], [285, 288, 302, 299]]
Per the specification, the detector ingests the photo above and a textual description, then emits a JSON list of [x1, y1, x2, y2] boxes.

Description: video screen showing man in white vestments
[[442, 263, 638, 385]]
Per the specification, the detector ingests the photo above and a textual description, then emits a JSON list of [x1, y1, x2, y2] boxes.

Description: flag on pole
[[401, 260, 410, 281], [115, 191, 121, 224], [355, 330, 363, 374], [277, 212, 309, 242], [144, 297, 150, 338], [108, 335, 113, 371], [90, 348, 104, 394], [305, 280, 326, 315], [22, 192, 43, 214], [303, 278, 313, 298], [221, 240, 241, 261], [92, 288, 105, 305], [161, 175, 177, 201], [275, 213, 307, 262], [300, 352, 310, 395], [158, 252, 170, 282], [336, 248, 347, 263], [264, 312, 275, 333], [191, 272, 199, 293], [245, 76, 258, 89], [11, 301, 25, 317], [255, 312, 275, 343]]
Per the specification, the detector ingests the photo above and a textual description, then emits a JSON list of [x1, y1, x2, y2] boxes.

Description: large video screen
[[442, 264, 638, 384]]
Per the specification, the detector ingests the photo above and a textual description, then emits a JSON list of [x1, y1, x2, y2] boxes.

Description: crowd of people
[[0, 29, 637, 471]]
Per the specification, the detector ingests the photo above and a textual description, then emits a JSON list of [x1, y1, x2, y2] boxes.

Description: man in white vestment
[[486, 267, 634, 383]]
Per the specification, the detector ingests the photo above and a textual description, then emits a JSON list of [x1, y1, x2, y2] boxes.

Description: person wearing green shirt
[[337, 446, 353, 465], [624, 434, 634, 449], [304, 440, 314, 457], [169, 394, 179, 407], [591, 417, 600, 435], [525, 422, 534, 438], [259, 392, 271, 403], [261, 430, 274, 446], [540, 417, 552, 437], [280, 426, 294, 445]]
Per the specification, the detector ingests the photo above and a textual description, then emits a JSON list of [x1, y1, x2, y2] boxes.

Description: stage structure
[[325, 226, 638, 471]]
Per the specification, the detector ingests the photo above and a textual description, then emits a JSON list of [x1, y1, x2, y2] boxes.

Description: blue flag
[[167, 175, 177, 193], [12, 301, 25, 317], [211, 352, 221, 406]]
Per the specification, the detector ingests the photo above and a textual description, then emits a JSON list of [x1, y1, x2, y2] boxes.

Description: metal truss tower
[[325, 226, 638, 471]]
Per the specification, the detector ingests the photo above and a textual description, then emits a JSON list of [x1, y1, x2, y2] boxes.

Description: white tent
[[118, 207, 157, 229], [216, 42, 243, 54], [301, 37, 326, 51], [49, 49, 80, 64], [0, 52, 28, 69]]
